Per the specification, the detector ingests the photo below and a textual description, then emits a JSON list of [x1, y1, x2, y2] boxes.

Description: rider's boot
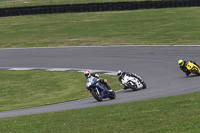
[[194, 63, 200, 68], [106, 85, 113, 92], [101, 79, 113, 92]]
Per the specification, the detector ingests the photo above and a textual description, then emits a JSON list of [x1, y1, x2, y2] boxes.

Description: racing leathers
[[118, 72, 146, 89], [86, 73, 112, 92], [180, 60, 200, 76]]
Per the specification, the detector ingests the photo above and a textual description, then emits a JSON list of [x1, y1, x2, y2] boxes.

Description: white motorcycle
[[121, 74, 146, 91]]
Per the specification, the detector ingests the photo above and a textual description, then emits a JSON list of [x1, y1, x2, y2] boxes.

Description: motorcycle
[[185, 61, 200, 75], [86, 79, 116, 102], [121, 74, 146, 91]]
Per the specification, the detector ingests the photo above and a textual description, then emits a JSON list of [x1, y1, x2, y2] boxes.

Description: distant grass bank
[[0, 7, 200, 48], [0, 92, 200, 132], [0, 0, 167, 8], [0, 70, 119, 111]]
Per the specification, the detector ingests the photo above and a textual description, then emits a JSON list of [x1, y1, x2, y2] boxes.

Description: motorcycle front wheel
[[91, 89, 102, 102], [128, 81, 138, 91]]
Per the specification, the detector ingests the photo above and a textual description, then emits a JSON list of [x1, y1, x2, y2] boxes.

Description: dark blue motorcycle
[[86, 80, 116, 102]]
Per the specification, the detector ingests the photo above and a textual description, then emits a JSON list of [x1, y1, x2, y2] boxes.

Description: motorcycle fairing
[[87, 81, 109, 98], [122, 75, 143, 89]]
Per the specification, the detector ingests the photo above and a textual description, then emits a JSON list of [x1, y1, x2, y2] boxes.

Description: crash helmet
[[178, 59, 184, 66], [117, 70, 122, 77], [84, 70, 91, 78]]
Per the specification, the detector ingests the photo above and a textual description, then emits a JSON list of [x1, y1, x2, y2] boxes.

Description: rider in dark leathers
[[117, 70, 146, 89], [84, 70, 113, 92], [178, 59, 200, 76]]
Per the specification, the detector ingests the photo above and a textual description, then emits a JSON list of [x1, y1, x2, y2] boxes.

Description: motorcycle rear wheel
[[142, 82, 147, 89], [109, 91, 116, 100], [193, 67, 200, 75]]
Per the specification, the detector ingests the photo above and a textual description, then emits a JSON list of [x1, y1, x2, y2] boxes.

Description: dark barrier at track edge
[[0, 0, 200, 17]]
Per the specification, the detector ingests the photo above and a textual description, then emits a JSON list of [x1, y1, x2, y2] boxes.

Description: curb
[[0, 67, 117, 76]]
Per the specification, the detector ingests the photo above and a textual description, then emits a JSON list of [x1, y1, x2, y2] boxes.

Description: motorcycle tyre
[[109, 91, 116, 100], [142, 82, 147, 89], [193, 68, 200, 75], [132, 86, 138, 91], [129, 81, 138, 91], [91, 89, 102, 102]]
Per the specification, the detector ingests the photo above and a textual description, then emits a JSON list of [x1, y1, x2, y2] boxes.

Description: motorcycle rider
[[178, 59, 200, 76], [117, 70, 146, 89], [84, 70, 113, 92]]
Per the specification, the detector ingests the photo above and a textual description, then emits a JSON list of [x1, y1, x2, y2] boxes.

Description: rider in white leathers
[[117, 70, 146, 89], [84, 70, 113, 92]]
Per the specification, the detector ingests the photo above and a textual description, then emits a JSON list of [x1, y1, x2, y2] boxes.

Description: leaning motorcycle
[[185, 61, 200, 75], [86, 79, 116, 102], [121, 75, 146, 91]]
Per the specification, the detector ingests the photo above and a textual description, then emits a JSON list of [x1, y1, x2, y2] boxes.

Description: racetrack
[[0, 45, 200, 118]]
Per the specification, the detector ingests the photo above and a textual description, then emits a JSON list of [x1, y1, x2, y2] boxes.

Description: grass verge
[[0, 7, 200, 48], [0, 92, 199, 132], [0, 0, 169, 8], [0, 70, 120, 111]]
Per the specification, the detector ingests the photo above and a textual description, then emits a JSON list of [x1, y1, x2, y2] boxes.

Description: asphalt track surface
[[0, 45, 200, 118]]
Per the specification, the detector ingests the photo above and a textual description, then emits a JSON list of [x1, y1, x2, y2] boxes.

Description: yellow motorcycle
[[185, 61, 200, 75]]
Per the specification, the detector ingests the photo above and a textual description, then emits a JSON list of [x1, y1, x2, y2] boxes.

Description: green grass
[[0, 4, 199, 132], [0, 0, 168, 8], [0, 7, 200, 48], [0, 92, 199, 132], [0, 70, 120, 111]]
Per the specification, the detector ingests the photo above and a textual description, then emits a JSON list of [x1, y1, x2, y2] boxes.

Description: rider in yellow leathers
[[178, 59, 200, 76]]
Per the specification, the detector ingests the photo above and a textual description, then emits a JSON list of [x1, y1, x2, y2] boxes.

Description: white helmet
[[84, 70, 91, 78], [117, 70, 122, 77]]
